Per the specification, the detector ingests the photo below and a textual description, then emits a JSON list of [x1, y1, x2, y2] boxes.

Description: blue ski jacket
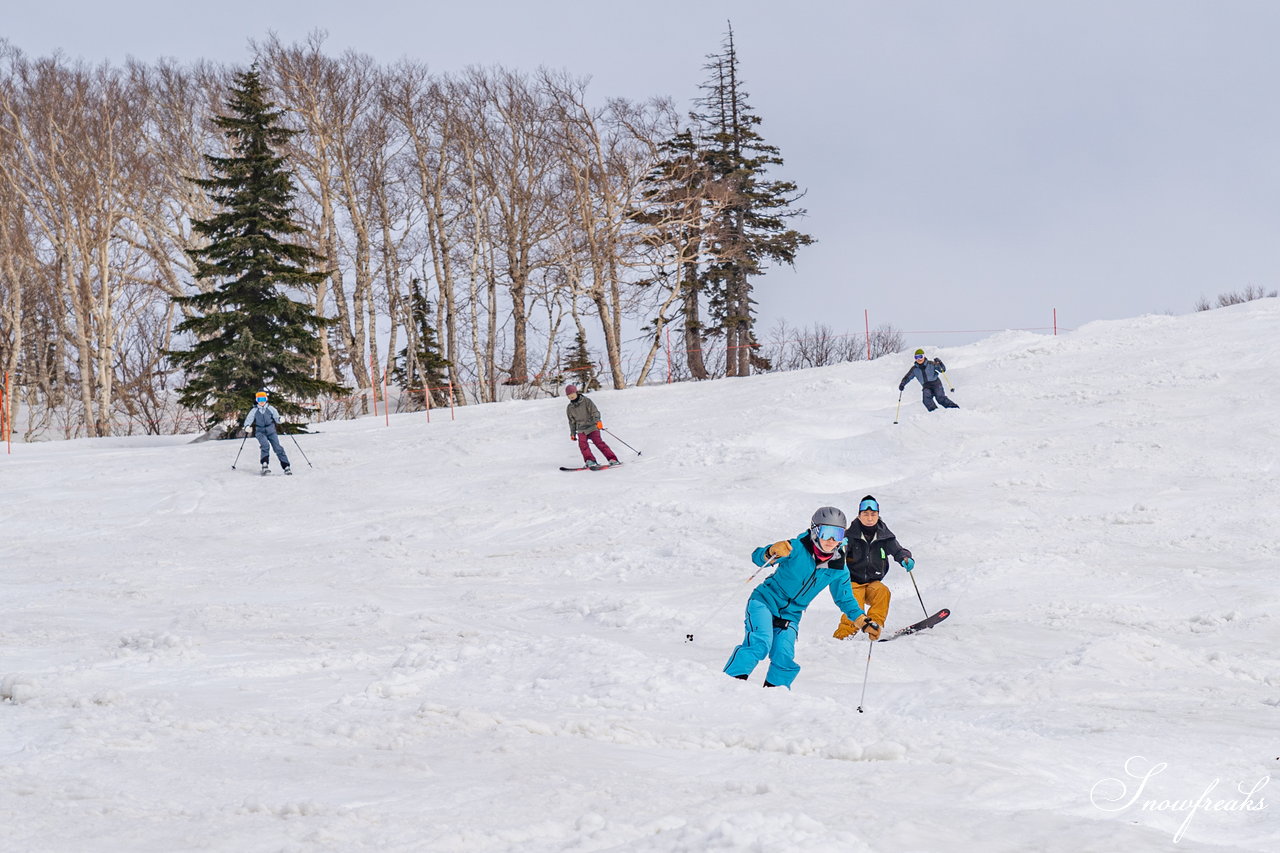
[[899, 358, 947, 390], [749, 533, 867, 623], [243, 404, 283, 431]]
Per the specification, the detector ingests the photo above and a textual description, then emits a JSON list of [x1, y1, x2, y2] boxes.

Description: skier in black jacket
[[833, 495, 914, 639]]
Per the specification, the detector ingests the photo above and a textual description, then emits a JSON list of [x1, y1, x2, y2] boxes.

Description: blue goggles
[[858, 499, 879, 513], [914, 354, 925, 360], [812, 524, 846, 542]]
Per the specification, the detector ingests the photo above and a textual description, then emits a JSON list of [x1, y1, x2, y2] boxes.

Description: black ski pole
[[909, 571, 929, 618], [856, 634, 874, 713], [231, 433, 249, 469], [893, 389, 903, 424], [288, 432, 314, 468], [603, 428, 642, 457]]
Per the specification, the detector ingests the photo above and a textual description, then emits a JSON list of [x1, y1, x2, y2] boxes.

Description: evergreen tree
[[694, 25, 814, 377], [392, 279, 451, 407], [168, 66, 346, 432], [635, 129, 716, 381], [561, 329, 598, 391]]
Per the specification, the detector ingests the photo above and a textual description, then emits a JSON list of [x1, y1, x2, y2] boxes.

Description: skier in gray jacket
[[242, 390, 291, 474], [899, 349, 959, 412], [565, 384, 619, 469]]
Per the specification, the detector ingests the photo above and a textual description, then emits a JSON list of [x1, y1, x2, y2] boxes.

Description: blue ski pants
[[255, 426, 290, 468], [723, 596, 800, 688]]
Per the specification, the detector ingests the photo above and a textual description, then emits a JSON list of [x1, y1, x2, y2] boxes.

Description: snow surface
[[3, 301, 1279, 853]]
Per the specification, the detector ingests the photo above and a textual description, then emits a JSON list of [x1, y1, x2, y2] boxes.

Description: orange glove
[[596, 421, 603, 429], [852, 615, 881, 640], [765, 541, 792, 560]]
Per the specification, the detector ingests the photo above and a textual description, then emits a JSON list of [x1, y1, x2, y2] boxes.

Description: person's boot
[[608, 459, 622, 467], [732, 674, 748, 681], [261, 462, 269, 474], [763, 681, 779, 688], [585, 459, 600, 469]]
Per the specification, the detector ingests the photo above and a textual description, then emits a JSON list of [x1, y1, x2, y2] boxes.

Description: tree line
[[0, 30, 891, 439]]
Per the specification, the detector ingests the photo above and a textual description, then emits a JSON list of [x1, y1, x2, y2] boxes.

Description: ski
[[558, 464, 616, 472], [877, 608, 950, 642]]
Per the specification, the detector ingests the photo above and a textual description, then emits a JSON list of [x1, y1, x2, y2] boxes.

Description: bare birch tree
[[541, 71, 671, 389], [0, 50, 161, 436]]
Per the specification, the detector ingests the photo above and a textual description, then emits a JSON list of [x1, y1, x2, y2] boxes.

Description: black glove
[[898, 384, 906, 392]]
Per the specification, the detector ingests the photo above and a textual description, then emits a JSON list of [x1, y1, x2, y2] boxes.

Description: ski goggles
[[858, 499, 879, 513], [255, 394, 269, 402], [812, 524, 846, 542], [914, 354, 926, 361]]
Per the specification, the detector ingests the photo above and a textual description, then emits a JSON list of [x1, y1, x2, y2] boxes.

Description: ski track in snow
[[2, 301, 1279, 852]]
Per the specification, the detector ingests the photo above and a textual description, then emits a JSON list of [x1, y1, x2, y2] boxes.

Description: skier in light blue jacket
[[242, 390, 291, 474], [724, 507, 878, 688]]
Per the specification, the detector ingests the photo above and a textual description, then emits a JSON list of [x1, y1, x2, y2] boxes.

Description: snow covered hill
[[3, 300, 1278, 852]]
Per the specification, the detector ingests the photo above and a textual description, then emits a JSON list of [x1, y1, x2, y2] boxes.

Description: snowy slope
[[2, 300, 1278, 853]]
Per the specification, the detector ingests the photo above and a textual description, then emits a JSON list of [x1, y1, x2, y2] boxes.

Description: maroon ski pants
[[576, 429, 618, 464]]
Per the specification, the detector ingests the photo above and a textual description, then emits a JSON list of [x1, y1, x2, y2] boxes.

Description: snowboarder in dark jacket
[[565, 384, 619, 469], [899, 348, 959, 412], [724, 507, 878, 688], [833, 495, 913, 639]]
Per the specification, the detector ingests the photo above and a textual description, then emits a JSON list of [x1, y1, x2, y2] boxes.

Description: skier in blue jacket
[[242, 390, 291, 474], [724, 507, 879, 688], [899, 348, 959, 412]]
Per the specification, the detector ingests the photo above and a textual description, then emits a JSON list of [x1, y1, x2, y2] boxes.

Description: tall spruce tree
[[392, 279, 451, 407], [169, 66, 345, 432], [635, 130, 716, 381], [694, 25, 815, 377]]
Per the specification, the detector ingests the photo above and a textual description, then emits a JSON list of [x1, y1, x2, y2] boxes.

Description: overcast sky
[[7, 0, 1279, 347]]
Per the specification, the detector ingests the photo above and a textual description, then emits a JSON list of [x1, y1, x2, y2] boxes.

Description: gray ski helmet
[[810, 506, 847, 529]]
